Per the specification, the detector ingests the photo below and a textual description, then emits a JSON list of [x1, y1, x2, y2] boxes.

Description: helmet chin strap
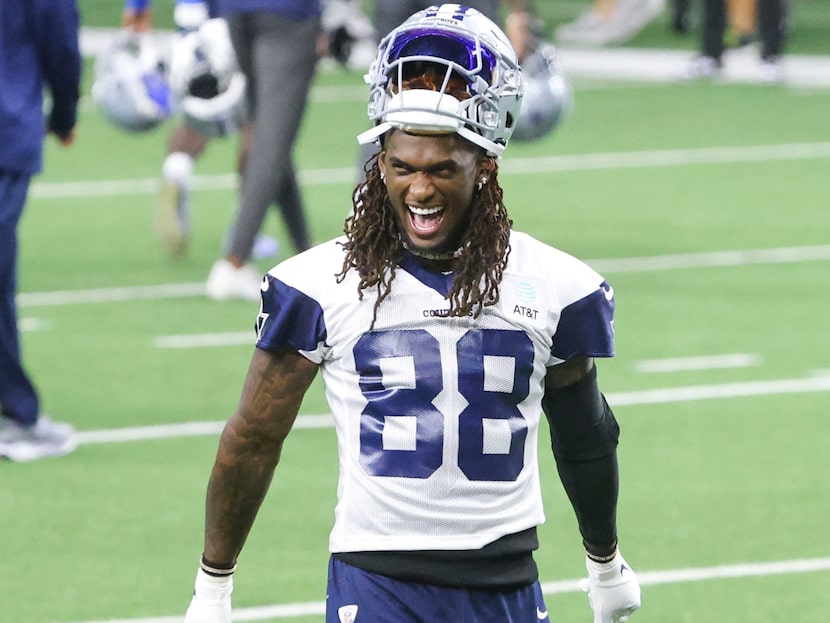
[[401, 240, 464, 262]]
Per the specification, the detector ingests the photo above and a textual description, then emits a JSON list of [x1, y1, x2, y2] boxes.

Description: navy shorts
[[325, 557, 550, 623]]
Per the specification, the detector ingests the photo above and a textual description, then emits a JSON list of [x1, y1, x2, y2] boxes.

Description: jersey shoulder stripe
[[257, 238, 347, 359]]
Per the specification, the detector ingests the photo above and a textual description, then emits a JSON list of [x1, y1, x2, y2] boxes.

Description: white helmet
[[511, 42, 572, 142], [92, 33, 174, 133], [168, 18, 247, 138], [357, 3, 523, 157]]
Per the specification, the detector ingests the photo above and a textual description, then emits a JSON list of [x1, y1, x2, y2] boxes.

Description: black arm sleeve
[[541, 364, 620, 554]]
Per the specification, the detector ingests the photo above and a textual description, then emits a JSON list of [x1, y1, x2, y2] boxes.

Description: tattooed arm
[[201, 347, 319, 567]]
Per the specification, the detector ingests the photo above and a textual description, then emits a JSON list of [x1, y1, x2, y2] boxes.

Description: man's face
[[378, 130, 482, 261]]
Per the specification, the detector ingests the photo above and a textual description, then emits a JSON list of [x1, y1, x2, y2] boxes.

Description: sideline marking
[[62, 557, 830, 623], [635, 353, 762, 373], [75, 415, 333, 445], [608, 375, 830, 406], [19, 317, 51, 333], [19, 283, 206, 307], [154, 332, 253, 349], [30, 142, 830, 200], [74, 374, 830, 446], [18, 245, 830, 308], [587, 245, 830, 273]]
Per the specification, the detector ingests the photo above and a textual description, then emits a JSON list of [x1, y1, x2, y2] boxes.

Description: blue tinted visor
[[386, 28, 496, 86]]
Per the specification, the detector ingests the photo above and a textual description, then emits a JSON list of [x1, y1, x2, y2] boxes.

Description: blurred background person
[[555, 0, 666, 47], [684, 0, 788, 82], [120, 0, 279, 263], [671, 0, 693, 34], [0, 0, 81, 461], [723, 0, 758, 48], [205, 0, 324, 300], [672, 0, 759, 44]]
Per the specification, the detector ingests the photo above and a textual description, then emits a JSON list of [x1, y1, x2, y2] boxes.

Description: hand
[[48, 127, 75, 147], [57, 130, 75, 147], [183, 569, 233, 623], [578, 551, 641, 623]]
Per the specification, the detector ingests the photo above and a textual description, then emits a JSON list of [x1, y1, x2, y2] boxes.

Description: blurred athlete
[[683, 0, 788, 83], [122, 0, 283, 269], [554, 0, 665, 47], [122, 0, 253, 260], [204, 0, 324, 300], [0, 0, 81, 461], [182, 4, 641, 623]]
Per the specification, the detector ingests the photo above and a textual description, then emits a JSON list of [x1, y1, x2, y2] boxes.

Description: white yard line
[[587, 245, 830, 273], [18, 283, 206, 307], [62, 556, 830, 623], [19, 317, 52, 333], [153, 331, 254, 349], [75, 414, 333, 445], [74, 373, 830, 447], [29, 141, 830, 200], [635, 353, 762, 373], [16, 244, 830, 308], [504, 142, 830, 174], [609, 375, 830, 406]]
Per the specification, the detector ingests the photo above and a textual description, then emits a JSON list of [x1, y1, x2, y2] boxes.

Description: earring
[[477, 177, 488, 191], [380, 171, 386, 182]]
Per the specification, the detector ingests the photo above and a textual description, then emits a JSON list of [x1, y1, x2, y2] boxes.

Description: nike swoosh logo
[[536, 607, 548, 620], [621, 563, 629, 574]]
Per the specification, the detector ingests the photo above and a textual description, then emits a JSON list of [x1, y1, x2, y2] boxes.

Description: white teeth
[[408, 205, 444, 216]]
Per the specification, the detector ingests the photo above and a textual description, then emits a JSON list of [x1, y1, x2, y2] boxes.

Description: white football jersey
[[256, 230, 615, 553]]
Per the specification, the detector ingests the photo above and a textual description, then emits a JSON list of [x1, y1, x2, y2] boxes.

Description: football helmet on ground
[[357, 3, 523, 157], [511, 42, 572, 142], [92, 33, 174, 133], [168, 18, 247, 138]]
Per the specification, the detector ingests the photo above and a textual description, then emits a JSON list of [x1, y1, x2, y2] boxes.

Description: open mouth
[[408, 204, 445, 235]]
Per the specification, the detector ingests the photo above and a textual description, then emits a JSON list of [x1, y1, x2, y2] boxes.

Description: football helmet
[[168, 18, 247, 138], [511, 42, 572, 142], [357, 3, 523, 157], [92, 33, 174, 133]]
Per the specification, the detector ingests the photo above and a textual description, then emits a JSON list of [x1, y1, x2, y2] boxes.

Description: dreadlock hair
[[336, 146, 513, 329]]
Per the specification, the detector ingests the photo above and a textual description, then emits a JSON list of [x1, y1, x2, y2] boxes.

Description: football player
[[121, 0, 321, 302], [183, 4, 642, 623], [121, 0, 246, 261]]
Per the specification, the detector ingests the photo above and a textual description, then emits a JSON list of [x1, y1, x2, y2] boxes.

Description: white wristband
[[193, 567, 234, 602]]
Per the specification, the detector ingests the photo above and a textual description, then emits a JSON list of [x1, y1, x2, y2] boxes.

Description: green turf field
[[3, 3, 830, 622]]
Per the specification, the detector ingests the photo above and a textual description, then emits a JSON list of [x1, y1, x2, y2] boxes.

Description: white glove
[[198, 18, 238, 80], [183, 568, 233, 623], [578, 551, 641, 623], [173, 0, 208, 31]]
